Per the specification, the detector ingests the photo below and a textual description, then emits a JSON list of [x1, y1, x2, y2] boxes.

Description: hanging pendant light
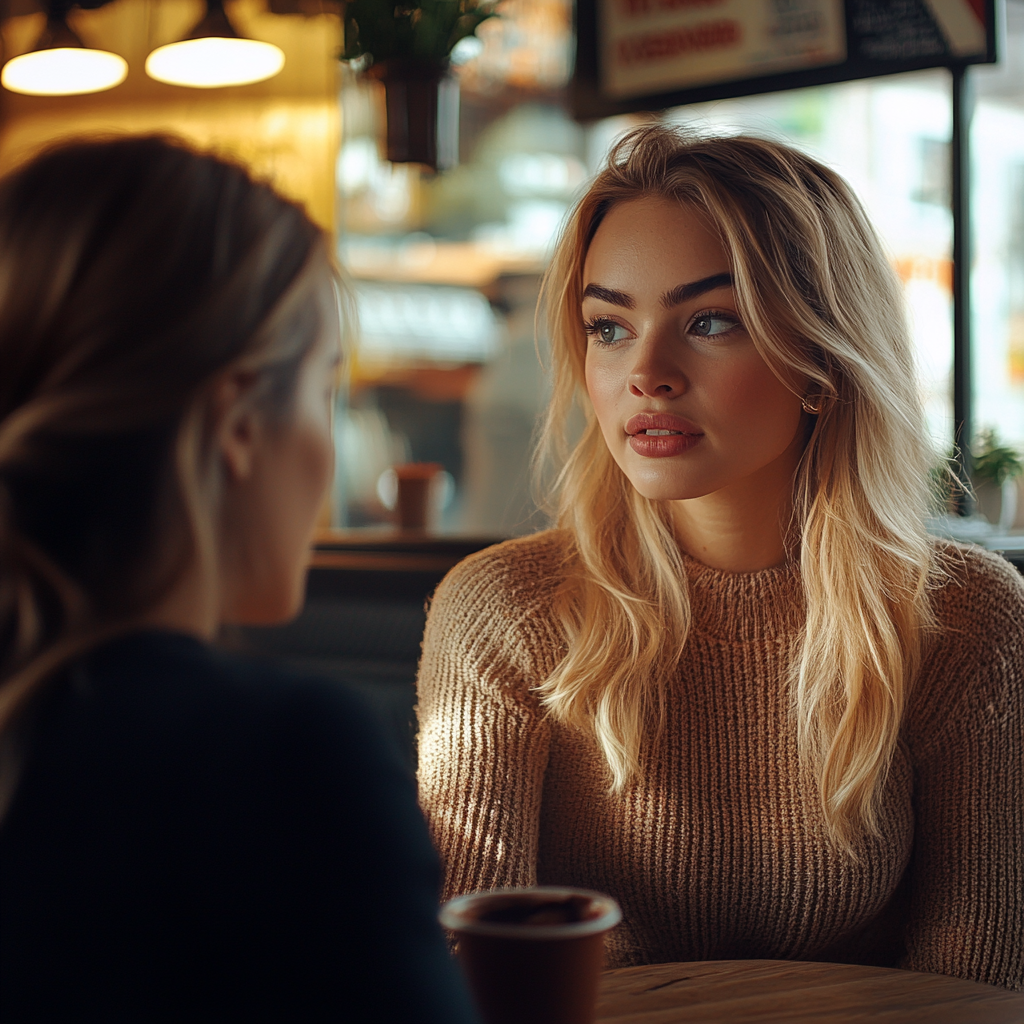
[[145, 0, 284, 89], [1, 2, 127, 96]]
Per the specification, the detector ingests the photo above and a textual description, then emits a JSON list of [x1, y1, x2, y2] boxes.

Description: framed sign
[[572, 0, 997, 119]]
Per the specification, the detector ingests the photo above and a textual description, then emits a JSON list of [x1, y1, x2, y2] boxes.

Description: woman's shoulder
[[422, 530, 572, 679], [10, 630, 422, 865], [431, 528, 573, 620], [19, 630, 424, 872], [928, 538, 1024, 631], [73, 630, 395, 779], [87, 628, 357, 708], [911, 540, 1024, 746]]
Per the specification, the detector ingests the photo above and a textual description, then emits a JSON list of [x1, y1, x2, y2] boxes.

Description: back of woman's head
[[0, 135, 329, 726], [539, 124, 935, 852]]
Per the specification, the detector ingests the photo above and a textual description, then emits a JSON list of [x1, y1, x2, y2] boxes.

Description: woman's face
[[582, 196, 806, 505], [220, 280, 341, 626]]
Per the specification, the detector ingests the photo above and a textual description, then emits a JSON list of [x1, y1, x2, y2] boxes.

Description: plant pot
[[973, 477, 1019, 532], [364, 58, 459, 171]]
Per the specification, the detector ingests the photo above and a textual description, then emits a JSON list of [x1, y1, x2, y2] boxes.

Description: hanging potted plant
[[341, 0, 497, 170], [972, 428, 1024, 531]]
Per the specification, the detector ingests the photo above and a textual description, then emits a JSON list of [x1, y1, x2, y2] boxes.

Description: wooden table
[[596, 960, 1024, 1023]]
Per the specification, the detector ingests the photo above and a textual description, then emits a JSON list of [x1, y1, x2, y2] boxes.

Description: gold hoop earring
[[801, 396, 824, 415]]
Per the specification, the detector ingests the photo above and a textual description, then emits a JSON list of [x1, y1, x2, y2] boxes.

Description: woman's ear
[[209, 369, 263, 482]]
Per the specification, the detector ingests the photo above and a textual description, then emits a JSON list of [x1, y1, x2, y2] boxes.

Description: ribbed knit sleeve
[[901, 546, 1024, 990], [416, 533, 565, 902]]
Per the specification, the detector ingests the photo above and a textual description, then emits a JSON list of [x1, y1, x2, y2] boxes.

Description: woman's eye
[[690, 314, 738, 338], [585, 319, 630, 345]]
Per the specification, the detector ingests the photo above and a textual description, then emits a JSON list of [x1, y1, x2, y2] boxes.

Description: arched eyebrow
[[661, 273, 733, 308], [582, 273, 733, 311], [582, 284, 634, 308]]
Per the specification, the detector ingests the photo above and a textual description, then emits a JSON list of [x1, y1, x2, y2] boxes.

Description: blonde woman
[[418, 125, 1024, 988]]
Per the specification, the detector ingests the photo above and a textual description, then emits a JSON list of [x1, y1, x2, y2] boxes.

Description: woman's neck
[[137, 557, 221, 640], [670, 434, 803, 574]]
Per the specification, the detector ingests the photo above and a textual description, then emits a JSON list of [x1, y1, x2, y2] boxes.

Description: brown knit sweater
[[416, 530, 1024, 989]]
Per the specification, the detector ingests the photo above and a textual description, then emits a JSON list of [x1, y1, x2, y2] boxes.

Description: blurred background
[[3, 0, 1024, 537]]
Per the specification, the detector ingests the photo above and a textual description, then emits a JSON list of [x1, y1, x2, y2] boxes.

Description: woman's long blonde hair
[[536, 125, 936, 851]]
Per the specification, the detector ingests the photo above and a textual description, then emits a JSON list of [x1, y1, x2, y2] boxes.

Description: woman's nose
[[628, 340, 687, 398]]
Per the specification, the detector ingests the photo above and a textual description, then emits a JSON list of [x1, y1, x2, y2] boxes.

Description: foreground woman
[[418, 126, 1024, 988], [0, 137, 476, 1023]]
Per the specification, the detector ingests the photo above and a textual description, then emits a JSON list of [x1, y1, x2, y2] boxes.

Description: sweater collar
[[681, 552, 805, 642]]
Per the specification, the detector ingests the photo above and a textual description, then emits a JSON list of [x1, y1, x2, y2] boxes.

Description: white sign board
[[600, 0, 847, 101]]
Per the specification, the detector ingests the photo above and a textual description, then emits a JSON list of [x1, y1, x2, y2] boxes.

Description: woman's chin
[[221, 585, 305, 628], [623, 472, 719, 504]]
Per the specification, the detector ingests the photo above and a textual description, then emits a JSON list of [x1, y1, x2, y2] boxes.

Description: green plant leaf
[[972, 428, 1024, 486], [340, 0, 498, 62]]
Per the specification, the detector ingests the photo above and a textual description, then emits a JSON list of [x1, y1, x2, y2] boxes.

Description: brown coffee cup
[[439, 886, 622, 1024], [394, 462, 441, 531]]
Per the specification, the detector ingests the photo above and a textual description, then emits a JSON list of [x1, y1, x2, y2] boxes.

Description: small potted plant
[[972, 428, 1024, 531], [341, 0, 497, 169]]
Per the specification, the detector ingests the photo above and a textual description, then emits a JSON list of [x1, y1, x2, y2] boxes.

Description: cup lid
[[439, 886, 622, 941]]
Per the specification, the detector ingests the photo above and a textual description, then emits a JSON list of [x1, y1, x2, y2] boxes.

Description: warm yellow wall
[[0, 97, 339, 229], [0, 0, 341, 231]]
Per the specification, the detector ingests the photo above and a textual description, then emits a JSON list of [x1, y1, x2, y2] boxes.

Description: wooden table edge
[[596, 959, 1024, 1023]]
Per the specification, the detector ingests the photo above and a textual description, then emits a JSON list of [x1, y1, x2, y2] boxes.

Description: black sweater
[[0, 630, 478, 1023]]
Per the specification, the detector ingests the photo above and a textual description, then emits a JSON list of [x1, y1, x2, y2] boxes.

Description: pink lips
[[625, 413, 703, 458]]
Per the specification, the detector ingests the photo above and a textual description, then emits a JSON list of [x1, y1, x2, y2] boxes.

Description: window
[[972, 3, 1024, 449], [335, 3, 1024, 536]]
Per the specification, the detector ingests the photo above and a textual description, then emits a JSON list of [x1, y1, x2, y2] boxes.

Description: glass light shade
[[145, 37, 284, 88], [1, 47, 127, 96]]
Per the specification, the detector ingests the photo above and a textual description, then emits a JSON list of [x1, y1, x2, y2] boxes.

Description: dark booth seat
[[234, 533, 503, 766]]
